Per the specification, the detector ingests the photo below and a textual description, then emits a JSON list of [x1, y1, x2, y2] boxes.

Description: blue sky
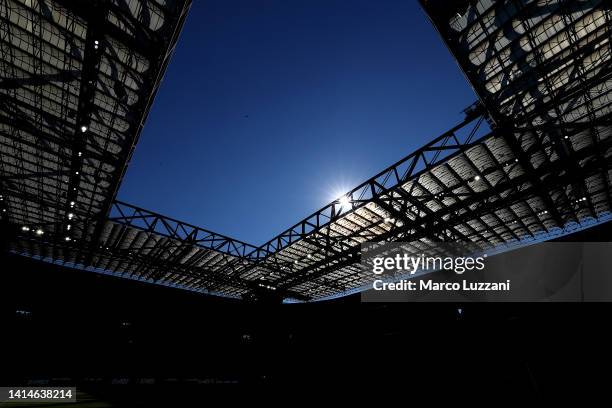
[[118, 0, 477, 244]]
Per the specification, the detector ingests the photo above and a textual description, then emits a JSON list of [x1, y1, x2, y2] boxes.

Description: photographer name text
[[373, 279, 511, 292]]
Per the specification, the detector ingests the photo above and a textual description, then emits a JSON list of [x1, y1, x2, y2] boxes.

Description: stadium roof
[[1, 0, 612, 302]]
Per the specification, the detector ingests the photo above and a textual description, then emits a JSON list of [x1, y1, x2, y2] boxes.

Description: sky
[[117, 0, 477, 245]]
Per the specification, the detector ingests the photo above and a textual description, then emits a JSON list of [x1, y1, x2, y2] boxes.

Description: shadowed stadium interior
[[1, 0, 612, 397], [3, 220, 612, 397]]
